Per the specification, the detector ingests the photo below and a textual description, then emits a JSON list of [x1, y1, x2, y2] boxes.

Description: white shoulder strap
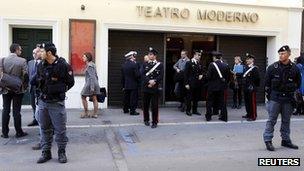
[[243, 66, 255, 77], [146, 62, 161, 76], [212, 62, 223, 78]]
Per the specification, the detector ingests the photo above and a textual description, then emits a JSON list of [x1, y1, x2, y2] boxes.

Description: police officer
[[205, 51, 230, 122], [121, 51, 141, 115], [242, 53, 260, 121], [173, 50, 190, 112], [184, 50, 204, 116], [141, 47, 164, 128], [34, 43, 75, 163], [263, 45, 300, 151]]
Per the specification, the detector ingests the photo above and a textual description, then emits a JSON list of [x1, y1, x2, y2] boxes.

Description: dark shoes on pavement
[[281, 140, 299, 149], [144, 121, 150, 126], [265, 141, 275, 151], [37, 149, 67, 164], [130, 111, 140, 115], [265, 140, 299, 151], [151, 123, 157, 129], [16, 132, 28, 138], [1, 134, 9, 138], [37, 150, 52, 164], [32, 143, 42, 150], [186, 111, 192, 116], [28, 119, 39, 127], [58, 149, 68, 163], [192, 111, 201, 116]]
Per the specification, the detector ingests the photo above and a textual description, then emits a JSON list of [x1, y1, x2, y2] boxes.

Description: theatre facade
[[0, 0, 302, 108]]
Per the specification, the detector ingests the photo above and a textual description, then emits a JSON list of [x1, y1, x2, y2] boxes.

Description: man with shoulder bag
[[0, 43, 29, 139]]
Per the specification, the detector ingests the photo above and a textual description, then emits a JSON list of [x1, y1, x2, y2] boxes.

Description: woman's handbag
[[0, 58, 23, 93], [89, 87, 107, 103]]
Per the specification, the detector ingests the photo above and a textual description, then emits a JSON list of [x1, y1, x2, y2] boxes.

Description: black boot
[[144, 121, 150, 126], [151, 123, 157, 129], [28, 119, 39, 127], [205, 114, 212, 121], [265, 141, 275, 151], [37, 150, 52, 163], [186, 111, 192, 116], [192, 111, 201, 115], [58, 149, 67, 163], [281, 140, 299, 149], [130, 111, 140, 115]]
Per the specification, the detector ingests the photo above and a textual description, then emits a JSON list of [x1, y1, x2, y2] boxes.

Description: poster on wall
[[69, 19, 96, 75]]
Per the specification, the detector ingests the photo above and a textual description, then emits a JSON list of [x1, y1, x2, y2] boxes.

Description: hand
[[198, 75, 203, 80], [148, 84, 153, 88], [176, 69, 180, 73], [185, 85, 190, 90], [122, 88, 125, 91]]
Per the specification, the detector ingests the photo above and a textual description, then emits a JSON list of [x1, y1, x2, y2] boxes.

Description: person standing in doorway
[[231, 56, 244, 109], [242, 53, 260, 121], [173, 50, 190, 112], [184, 50, 204, 116], [205, 51, 230, 122], [141, 47, 164, 129], [0, 43, 29, 139], [121, 51, 141, 115], [28, 45, 42, 126]]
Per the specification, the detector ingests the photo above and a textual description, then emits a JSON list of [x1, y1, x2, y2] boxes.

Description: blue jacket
[[296, 63, 304, 95]]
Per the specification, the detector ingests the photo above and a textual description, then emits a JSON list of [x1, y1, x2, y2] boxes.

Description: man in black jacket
[[242, 53, 260, 121], [205, 51, 230, 122], [184, 50, 204, 116], [141, 47, 164, 128], [121, 51, 141, 115]]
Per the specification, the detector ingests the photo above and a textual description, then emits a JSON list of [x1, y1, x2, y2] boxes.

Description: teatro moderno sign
[[136, 6, 259, 23]]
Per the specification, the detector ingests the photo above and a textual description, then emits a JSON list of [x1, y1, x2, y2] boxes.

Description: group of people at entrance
[[173, 50, 260, 122], [121, 45, 301, 151]]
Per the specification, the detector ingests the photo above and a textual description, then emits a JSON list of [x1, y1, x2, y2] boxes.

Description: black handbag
[[0, 58, 23, 93], [89, 87, 107, 103]]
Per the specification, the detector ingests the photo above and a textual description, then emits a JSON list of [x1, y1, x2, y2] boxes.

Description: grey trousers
[[263, 100, 293, 142], [37, 100, 68, 151]]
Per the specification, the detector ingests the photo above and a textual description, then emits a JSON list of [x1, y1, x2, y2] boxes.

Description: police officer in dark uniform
[[263, 45, 300, 151], [33, 43, 75, 163], [205, 51, 230, 122], [141, 47, 164, 128], [242, 53, 260, 121], [121, 51, 141, 115], [184, 50, 204, 116]]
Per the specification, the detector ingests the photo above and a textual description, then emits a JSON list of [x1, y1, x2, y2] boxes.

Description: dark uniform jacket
[[141, 61, 164, 94], [184, 59, 205, 88], [265, 61, 301, 102], [121, 60, 141, 90], [242, 65, 260, 92], [33, 56, 75, 102], [206, 60, 230, 91]]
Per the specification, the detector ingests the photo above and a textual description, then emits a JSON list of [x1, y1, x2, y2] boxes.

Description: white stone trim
[[0, 17, 61, 57]]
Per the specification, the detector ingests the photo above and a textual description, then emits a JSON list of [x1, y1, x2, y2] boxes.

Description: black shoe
[[37, 150, 52, 164], [232, 104, 236, 109], [265, 141, 275, 151], [219, 117, 227, 122], [205, 115, 212, 121], [192, 112, 201, 116], [186, 111, 192, 116], [237, 105, 242, 109], [16, 132, 28, 138], [58, 149, 67, 163], [130, 111, 140, 115], [242, 115, 249, 118], [151, 123, 157, 129], [123, 110, 129, 114], [32, 143, 42, 150], [281, 140, 299, 149], [180, 107, 185, 112], [144, 121, 150, 126], [292, 111, 300, 116], [1, 134, 8, 139], [246, 118, 256, 121], [28, 119, 39, 127]]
